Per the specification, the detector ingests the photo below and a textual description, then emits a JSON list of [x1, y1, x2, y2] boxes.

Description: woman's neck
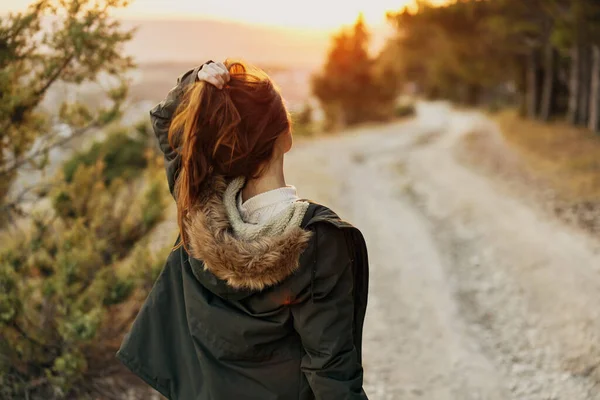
[[241, 155, 286, 203]]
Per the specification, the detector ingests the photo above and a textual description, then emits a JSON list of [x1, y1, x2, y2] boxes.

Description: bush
[[292, 103, 316, 137], [395, 103, 416, 118], [0, 151, 168, 398], [63, 127, 149, 184]]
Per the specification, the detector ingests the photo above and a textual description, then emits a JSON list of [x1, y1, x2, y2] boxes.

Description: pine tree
[[312, 14, 397, 129], [0, 0, 134, 217]]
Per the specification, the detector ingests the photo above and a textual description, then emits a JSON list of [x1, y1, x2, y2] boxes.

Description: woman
[[117, 60, 369, 400]]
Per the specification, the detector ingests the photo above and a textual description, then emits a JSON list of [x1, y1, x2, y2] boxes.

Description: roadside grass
[[461, 109, 600, 234], [494, 110, 600, 205]]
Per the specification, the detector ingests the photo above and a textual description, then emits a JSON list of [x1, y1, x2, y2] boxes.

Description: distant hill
[[42, 18, 392, 119], [121, 19, 331, 68], [128, 61, 315, 111], [121, 18, 392, 69]]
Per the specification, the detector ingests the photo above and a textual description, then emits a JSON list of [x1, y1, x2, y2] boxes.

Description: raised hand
[[197, 61, 230, 89]]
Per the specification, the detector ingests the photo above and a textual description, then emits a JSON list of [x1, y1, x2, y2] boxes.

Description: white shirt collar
[[237, 186, 299, 225]]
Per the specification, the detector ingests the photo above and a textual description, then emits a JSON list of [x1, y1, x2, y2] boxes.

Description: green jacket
[[116, 65, 370, 400]]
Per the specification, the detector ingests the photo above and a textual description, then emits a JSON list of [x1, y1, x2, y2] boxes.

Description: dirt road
[[286, 103, 600, 400]]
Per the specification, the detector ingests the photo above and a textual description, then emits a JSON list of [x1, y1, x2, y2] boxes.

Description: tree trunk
[[466, 83, 481, 107], [540, 42, 556, 121], [577, 45, 591, 126], [553, 57, 570, 117], [516, 56, 528, 117], [589, 45, 600, 132], [568, 44, 581, 125], [526, 48, 542, 119]]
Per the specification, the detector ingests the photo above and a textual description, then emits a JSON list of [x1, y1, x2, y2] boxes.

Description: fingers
[[204, 74, 225, 88], [214, 62, 231, 82], [197, 68, 224, 89], [197, 62, 231, 89]]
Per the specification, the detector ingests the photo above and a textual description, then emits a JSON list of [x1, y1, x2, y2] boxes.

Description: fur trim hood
[[183, 175, 313, 292]]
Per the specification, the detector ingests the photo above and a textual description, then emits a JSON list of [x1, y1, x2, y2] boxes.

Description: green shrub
[[141, 180, 166, 229], [63, 128, 149, 184], [0, 156, 168, 398], [395, 103, 416, 118], [292, 103, 317, 137]]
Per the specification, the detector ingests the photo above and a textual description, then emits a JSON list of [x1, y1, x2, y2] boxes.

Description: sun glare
[[2, 0, 420, 30], [115, 0, 417, 30]]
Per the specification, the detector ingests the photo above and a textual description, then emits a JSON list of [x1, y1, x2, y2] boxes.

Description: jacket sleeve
[[291, 223, 368, 400], [149, 64, 204, 196]]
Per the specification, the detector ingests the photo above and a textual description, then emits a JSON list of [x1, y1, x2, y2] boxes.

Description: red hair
[[168, 60, 291, 250]]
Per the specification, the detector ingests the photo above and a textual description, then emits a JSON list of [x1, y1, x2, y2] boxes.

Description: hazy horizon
[[121, 17, 393, 68], [1, 0, 414, 30], [3, 1, 460, 68]]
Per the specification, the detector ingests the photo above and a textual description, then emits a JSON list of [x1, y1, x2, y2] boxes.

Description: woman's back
[[116, 61, 369, 399]]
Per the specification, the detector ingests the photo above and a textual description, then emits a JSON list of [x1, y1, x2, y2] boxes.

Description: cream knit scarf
[[222, 176, 310, 241]]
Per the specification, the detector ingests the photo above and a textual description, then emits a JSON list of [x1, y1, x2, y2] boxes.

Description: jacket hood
[[183, 175, 313, 294]]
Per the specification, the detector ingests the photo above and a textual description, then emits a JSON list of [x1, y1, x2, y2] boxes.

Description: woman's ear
[[276, 129, 293, 154], [286, 130, 293, 153]]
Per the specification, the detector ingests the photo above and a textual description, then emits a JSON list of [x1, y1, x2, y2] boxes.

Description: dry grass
[[495, 110, 600, 204], [460, 109, 600, 234]]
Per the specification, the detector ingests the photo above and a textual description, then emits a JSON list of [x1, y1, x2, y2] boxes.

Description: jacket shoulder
[[300, 201, 356, 231], [295, 201, 369, 364], [297, 201, 368, 283]]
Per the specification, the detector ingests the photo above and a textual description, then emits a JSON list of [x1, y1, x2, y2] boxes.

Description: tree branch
[[0, 120, 98, 177], [34, 53, 74, 98], [10, 321, 48, 350], [1, 181, 58, 216]]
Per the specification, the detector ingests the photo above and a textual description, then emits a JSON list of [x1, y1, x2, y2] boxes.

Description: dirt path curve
[[285, 103, 600, 400]]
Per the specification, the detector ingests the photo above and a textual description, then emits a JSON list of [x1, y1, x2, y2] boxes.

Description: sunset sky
[[1, 0, 439, 30]]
